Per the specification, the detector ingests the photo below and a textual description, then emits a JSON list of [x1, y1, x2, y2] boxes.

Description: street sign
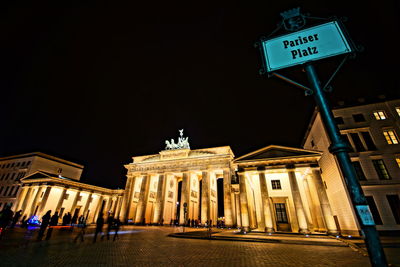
[[261, 21, 353, 72]]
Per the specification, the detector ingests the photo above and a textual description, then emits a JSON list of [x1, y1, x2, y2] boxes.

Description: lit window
[[271, 180, 281, 190], [396, 158, 400, 168], [396, 107, 400, 117], [372, 159, 391, 180], [373, 111, 386, 120], [383, 130, 399, 144]]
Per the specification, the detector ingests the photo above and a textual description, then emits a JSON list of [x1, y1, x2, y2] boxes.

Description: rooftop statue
[[165, 129, 190, 150]]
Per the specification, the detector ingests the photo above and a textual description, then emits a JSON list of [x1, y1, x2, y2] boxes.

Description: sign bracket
[[321, 54, 350, 93], [269, 72, 312, 95]]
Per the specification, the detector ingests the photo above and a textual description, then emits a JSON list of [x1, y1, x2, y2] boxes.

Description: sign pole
[[304, 63, 388, 267]]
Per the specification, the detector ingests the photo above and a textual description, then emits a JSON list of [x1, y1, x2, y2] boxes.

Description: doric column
[[154, 173, 166, 224], [93, 195, 104, 222], [37, 186, 52, 215], [235, 192, 241, 227], [82, 193, 92, 219], [115, 196, 123, 218], [55, 187, 68, 213], [14, 186, 28, 212], [69, 190, 81, 214], [20, 187, 33, 216], [223, 169, 234, 227], [258, 171, 274, 232], [303, 176, 322, 231], [311, 168, 338, 234], [201, 171, 210, 224], [135, 175, 150, 224], [238, 171, 250, 232], [29, 186, 44, 217], [122, 175, 135, 221], [287, 167, 309, 233], [179, 172, 190, 224]]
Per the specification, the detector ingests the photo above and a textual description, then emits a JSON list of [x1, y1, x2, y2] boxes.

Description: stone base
[[241, 226, 250, 233], [265, 227, 275, 233]]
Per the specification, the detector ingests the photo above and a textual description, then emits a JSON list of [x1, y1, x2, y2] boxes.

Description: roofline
[[0, 152, 84, 169], [21, 171, 123, 193], [234, 144, 322, 162]]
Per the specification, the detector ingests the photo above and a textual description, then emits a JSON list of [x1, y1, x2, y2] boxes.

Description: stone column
[[20, 187, 33, 216], [93, 195, 104, 223], [135, 175, 150, 224], [29, 186, 44, 217], [14, 186, 28, 212], [287, 167, 309, 233], [303, 177, 321, 231], [37, 187, 52, 215], [179, 172, 190, 225], [154, 173, 166, 224], [69, 190, 81, 214], [122, 175, 135, 221], [201, 171, 210, 224], [115, 196, 123, 218], [223, 169, 234, 227], [258, 171, 274, 232], [311, 168, 338, 234], [55, 187, 68, 213], [238, 171, 250, 232], [234, 191, 241, 227], [82, 193, 92, 220]]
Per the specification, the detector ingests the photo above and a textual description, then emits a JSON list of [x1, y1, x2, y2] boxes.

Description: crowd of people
[[0, 205, 121, 243]]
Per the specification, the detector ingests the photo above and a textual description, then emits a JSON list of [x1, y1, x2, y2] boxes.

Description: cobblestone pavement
[[0, 226, 387, 267]]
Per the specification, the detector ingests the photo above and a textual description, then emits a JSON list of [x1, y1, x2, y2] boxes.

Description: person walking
[[113, 217, 121, 241], [93, 213, 104, 243], [73, 215, 87, 243], [103, 214, 114, 240], [0, 205, 14, 239], [45, 211, 59, 240], [11, 210, 22, 228], [37, 210, 51, 241]]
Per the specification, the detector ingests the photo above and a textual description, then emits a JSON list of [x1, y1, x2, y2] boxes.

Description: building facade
[[0, 152, 84, 210], [15, 171, 123, 223], [303, 99, 400, 234]]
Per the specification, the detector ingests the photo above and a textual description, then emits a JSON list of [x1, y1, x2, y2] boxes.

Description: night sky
[[1, 3, 399, 189]]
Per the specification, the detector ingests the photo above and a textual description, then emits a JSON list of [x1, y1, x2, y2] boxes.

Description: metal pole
[[304, 63, 387, 267]]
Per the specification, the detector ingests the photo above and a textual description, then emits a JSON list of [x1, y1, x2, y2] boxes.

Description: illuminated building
[[303, 98, 400, 234], [0, 152, 84, 210]]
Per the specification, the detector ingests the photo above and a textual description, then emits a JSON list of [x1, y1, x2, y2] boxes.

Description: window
[[274, 203, 288, 223], [366, 196, 382, 225], [271, 180, 281, 190], [0, 186, 3, 195], [16, 162, 20, 167], [350, 133, 365, 152], [383, 130, 399, 144], [386, 195, 400, 224], [8, 186, 14, 196], [373, 111, 386, 120], [11, 173, 15, 180], [5, 173, 9, 180], [396, 158, 400, 168], [335, 117, 344, 124], [341, 134, 353, 152], [372, 159, 391, 180], [352, 161, 366, 180], [396, 107, 400, 117], [26, 161, 31, 166], [361, 131, 376, 150], [21, 162, 25, 167], [11, 163, 14, 167], [353, 113, 366, 122], [3, 186, 9, 196]]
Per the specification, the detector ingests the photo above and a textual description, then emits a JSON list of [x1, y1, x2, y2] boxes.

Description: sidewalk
[[169, 227, 400, 249]]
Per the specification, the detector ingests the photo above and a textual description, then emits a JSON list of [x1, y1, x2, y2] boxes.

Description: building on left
[[1, 152, 124, 223]]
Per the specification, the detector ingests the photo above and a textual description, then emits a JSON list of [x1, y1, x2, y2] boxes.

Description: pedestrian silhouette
[[113, 217, 121, 241], [93, 213, 104, 243], [0, 205, 14, 239], [103, 214, 114, 240], [37, 210, 51, 241], [45, 211, 59, 240], [73, 215, 86, 243], [11, 210, 22, 228]]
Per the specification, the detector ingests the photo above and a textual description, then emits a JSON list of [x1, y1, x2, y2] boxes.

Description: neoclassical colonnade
[[15, 171, 124, 223], [119, 147, 235, 226], [233, 145, 338, 234]]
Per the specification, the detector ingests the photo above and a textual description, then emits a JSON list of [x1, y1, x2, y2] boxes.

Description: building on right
[[303, 98, 400, 235]]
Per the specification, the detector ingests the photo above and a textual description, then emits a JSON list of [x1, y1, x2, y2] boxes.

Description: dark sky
[[1, 3, 399, 189]]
